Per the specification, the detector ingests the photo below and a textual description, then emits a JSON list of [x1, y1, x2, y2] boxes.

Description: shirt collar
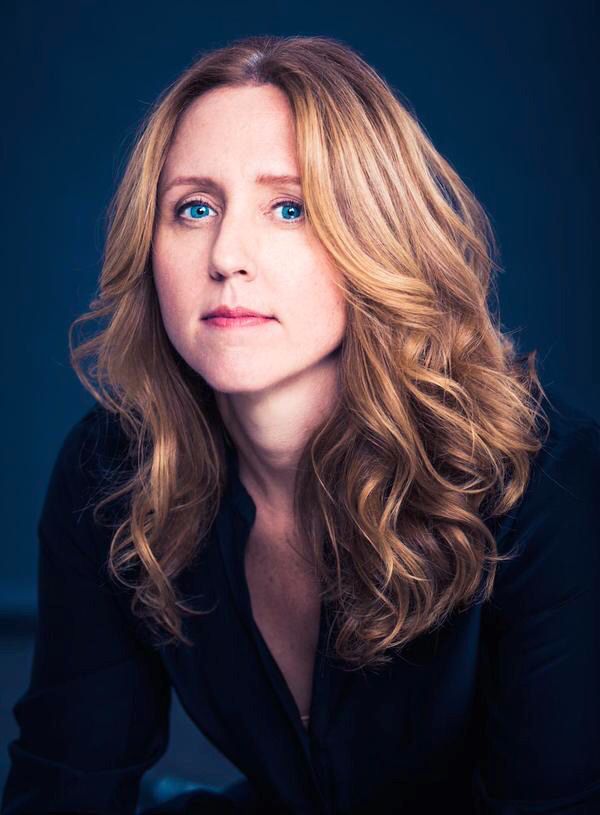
[[223, 439, 257, 530]]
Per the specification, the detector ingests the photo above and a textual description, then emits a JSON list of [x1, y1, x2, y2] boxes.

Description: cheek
[[284, 268, 346, 334], [152, 246, 198, 324]]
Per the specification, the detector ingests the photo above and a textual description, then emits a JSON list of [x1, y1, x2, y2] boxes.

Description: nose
[[208, 203, 256, 281]]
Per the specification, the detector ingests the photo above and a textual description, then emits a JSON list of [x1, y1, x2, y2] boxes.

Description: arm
[[1, 412, 172, 815], [473, 419, 600, 814]]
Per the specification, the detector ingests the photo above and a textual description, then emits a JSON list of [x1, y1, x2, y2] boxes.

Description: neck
[[215, 355, 341, 518]]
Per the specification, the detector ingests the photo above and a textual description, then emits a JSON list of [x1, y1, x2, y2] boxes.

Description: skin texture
[[152, 84, 347, 533]]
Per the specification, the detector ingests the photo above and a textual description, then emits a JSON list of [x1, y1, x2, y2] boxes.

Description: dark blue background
[[1, 1, 598, 802], [1, 0, 598, 645]]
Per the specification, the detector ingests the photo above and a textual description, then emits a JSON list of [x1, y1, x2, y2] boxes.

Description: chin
[[201, 371, 283, 395]]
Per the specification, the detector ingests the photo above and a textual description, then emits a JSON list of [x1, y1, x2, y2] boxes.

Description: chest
[[243, 526, 322, 727]]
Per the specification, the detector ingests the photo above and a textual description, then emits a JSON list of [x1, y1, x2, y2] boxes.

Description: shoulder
[[40, 403, 132, 538], [488, 385, 600, 622], [56, 403, 130, 478], [515, 385, 599, 524]]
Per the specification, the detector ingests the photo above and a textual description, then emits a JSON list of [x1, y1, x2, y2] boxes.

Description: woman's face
[[152, 83, 347, 396]]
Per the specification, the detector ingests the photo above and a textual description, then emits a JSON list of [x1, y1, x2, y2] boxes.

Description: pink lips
[[202, 305, 275, 329], [204, 315, 274, 328]]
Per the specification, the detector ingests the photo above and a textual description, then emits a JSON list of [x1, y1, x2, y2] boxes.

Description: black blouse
[[2, 386, 600, 815]]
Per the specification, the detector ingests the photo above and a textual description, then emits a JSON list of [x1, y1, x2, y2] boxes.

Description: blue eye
[[175, 198, 305, 223], [176, 201, 216, 220], [274, 200, 305, 221]]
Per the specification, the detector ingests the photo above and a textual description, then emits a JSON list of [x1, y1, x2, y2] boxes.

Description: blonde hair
[[70, 34, 550, 670]]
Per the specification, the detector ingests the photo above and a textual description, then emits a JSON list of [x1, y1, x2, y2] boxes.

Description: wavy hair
[[70, 34, 551, 670]]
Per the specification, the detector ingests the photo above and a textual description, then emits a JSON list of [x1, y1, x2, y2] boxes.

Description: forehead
[[163, 85, 299, 179]]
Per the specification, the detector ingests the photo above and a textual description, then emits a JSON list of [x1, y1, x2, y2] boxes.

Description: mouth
[[203, 306, 273, 319], [203, 314, 276, 329]]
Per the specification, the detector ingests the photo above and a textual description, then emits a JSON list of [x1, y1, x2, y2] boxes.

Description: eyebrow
[[159, 173, 302, 198]]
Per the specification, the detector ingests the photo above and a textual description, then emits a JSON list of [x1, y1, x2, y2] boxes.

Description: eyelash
[[174, 198, 305, 224]]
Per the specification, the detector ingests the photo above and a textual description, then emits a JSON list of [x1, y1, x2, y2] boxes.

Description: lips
[[203, 305, 272, 319]]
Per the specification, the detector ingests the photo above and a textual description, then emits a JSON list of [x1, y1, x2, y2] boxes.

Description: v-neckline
[[220, 440, 331, 741]]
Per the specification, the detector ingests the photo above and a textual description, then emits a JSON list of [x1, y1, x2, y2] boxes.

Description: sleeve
[[1, 414, 172, 815], [472, 418, 600, 814]]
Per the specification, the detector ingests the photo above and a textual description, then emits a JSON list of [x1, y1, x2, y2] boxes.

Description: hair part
[[70, 34, 550, 670]]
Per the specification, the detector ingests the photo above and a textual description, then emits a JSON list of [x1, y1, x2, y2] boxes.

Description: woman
[[2, 34, 599, 815]]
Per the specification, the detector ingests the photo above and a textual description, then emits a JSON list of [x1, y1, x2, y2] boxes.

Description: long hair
[[70, 34, 550, 670]]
